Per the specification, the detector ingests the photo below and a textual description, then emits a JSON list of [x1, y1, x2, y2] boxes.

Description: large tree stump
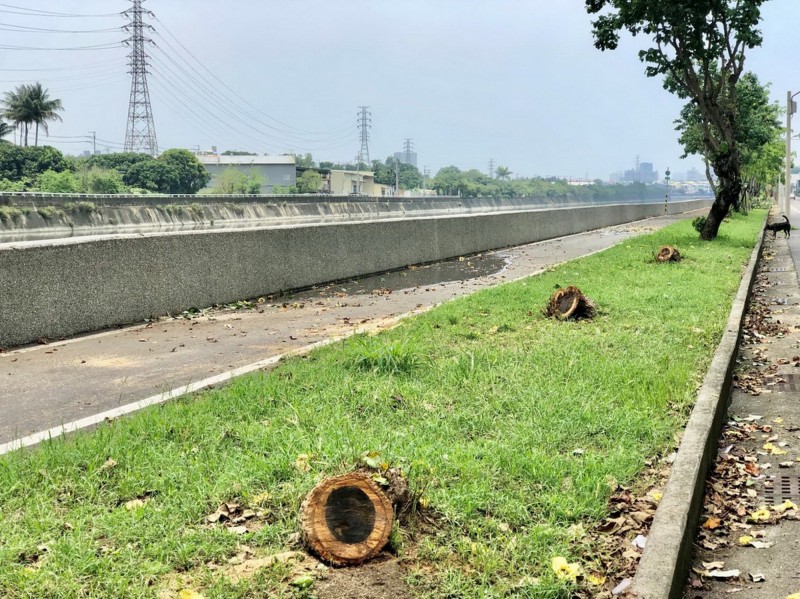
[[299, 472, 394, 566], [656, 245, 681, 262], [545, 285, 596, 320]]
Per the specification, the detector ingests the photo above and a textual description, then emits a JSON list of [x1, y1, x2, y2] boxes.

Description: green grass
[[0, 212, 765, 598]]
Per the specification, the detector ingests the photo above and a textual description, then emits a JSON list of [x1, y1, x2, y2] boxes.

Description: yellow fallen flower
[[762, 443, 788, 455], [786, 593, 800, 599], [773, 500, 799, 513], [178, 591, 205, 599], [551, 556, 581, 582], [749, 506, 771, 522], [738, 535, 754, 546], [586, 573, 606, 586]]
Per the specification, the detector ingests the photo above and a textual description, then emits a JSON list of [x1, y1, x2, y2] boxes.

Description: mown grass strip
[[0, 211, 764, 598]]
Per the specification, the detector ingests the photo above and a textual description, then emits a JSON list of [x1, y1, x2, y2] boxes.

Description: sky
[[0, 0, 797, 181]]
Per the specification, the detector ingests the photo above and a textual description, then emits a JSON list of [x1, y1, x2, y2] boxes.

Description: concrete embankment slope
[[0, 199, 710, 347]]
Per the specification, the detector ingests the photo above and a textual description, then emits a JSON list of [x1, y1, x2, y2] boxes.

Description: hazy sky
[[0, 1, 797, 180]]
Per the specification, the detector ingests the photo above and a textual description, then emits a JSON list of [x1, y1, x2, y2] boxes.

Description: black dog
[[766, 215, 791, 238]]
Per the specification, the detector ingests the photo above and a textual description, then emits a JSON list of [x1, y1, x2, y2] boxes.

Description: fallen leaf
[[612, 578, 632, 595], [750, 572, 766, 582], [749, 506, 772, 522], [763, 443, 788, 455], [703, 517, 722, 530], [780, 461, 795, 468], [773, 417, 784, 424], [100, 458, 117, 471], [749, 541, 774, 549], [587, 573, 606, 586], [703, 561, 726, 570], [228, 526, 248, 535], [738, 535, 754, 546], [124, 499, 145, 510], [709, 569, 740, 579], [178, 591, 205, 599]]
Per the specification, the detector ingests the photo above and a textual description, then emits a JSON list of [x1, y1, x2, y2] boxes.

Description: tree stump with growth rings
[[545, 285, 596, 320], [656, 245, 681, 262], [300, 472, 394, 566]]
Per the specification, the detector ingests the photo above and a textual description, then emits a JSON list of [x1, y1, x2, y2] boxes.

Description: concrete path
[[684, 206, 800, 598], [0, 210, 700, 448]]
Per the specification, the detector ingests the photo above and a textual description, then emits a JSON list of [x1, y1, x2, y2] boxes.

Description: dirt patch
[[315, 553, 413, 599]]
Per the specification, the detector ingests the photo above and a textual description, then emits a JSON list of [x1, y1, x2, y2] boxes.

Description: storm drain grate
[[768, 267, 790, 272], [767, 373, 800, 392], [762, 475, 800, 504]]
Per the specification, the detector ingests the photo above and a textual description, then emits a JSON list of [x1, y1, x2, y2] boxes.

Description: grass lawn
[[0, 211, 764, 598]]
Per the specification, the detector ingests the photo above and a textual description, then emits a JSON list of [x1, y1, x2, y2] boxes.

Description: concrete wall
[[0, 199, 711, 347]]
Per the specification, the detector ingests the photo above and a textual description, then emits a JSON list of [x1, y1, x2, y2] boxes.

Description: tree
[[495, 165, 512, 180], [675, 72, 782, 210], [296, 169, 322, 193], [25, 83, 63, 146], [0, 144, 68, 184], [586, 0, 768, 239], [212, 168, 263, 194], [2, 85, 33, 146], [0, 119, 12, 143], [157, 148, 210, 194], [124, 160, 180, 193], [222, 150, 257, 156]]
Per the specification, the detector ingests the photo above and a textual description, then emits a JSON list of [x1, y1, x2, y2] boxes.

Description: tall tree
[[2, 85, 33, 146], [0, 119, 12, 143], [25, 83, 63, 146], [585, 0, 769, 239], [675, 72, 782, 209], [495, 165, 512, 180]]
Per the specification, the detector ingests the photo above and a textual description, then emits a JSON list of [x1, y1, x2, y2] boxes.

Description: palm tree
[[0, 119, 12, 143], [2, 85, 32, 146], [2, 83, 63, 146], [495, 165, 512, 180]]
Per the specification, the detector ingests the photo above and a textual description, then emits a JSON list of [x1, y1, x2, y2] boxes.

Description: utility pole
[[422, 165, 430, 194], [786, 91, 798, 216], [488, 158, 495, 179], [89, 131, 96, 155], [357, 106, 371, 165], [123, 0, 158, 156]]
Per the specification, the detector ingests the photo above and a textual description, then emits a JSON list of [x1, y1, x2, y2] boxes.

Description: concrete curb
[[631, 216, 767, 598]]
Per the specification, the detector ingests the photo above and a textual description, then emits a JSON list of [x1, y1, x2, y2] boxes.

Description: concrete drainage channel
[[630, 217, 766, 598]]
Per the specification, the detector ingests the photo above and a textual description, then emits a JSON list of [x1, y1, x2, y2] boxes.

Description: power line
[[0, 3, 120, 18], [0, 22, 122, 33], [0, 42, 122, 50], [0, 59, 121, 72]]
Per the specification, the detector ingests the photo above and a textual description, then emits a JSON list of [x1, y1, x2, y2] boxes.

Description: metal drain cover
[[768, 267, 790, 272], [767, 373, 800, 392], [762, 475, 800, 503]]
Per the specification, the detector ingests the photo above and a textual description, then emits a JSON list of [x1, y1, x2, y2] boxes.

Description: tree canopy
[[586, 0, 769, 239], [1, 83, 63, 147]]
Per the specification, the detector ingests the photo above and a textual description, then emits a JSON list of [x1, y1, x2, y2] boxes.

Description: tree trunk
[[700, 151, 742, 240], [35, 122, 38, 147], [300, 472, 394, 566]]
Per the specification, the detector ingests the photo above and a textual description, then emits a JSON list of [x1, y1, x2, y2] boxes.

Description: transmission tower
[[123, 0, 158, 156], [488, 158, 495, 179], [403, 138, 414, 164], [357, 106, 371, 164]]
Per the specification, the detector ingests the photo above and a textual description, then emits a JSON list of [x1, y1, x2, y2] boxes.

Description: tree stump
[[300, 472, 394, 566], [545, 285, 596, 320], [656, 245, 681, 262]]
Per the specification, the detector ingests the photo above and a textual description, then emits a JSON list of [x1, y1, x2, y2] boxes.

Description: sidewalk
[[685, 206, 800, 597], [0, 211, 701, 450]]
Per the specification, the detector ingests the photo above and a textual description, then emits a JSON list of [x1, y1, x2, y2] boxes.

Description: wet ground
[[0, 212, 698, 448]]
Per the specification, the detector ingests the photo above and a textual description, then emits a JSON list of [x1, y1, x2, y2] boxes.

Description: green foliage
[[36, 169, 79, 193], [692, 216, 707, 233], [221, 150, 257, 156], [158, 148, 211, 194], [1, 82, 63, 146], [212, 168, 263, 194], [86, 152, 152, 173], [0, 205, 24, 223], [35, 206, 63, 220], [373, 158, 423, 190], [296, 169, 322, 193], [349, 337, 423, 375], [0, 119, 12, 143], [0, 145, 68, 186], [271, 185, 298, 194], [0, 178, 26, 192], [77, 167, 125, 194], [124, 159, 178, 193], [287, 152, 315, 167]]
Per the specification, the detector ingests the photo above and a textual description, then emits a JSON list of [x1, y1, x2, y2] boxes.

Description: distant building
[[393, 150, 418, 168], [618, 160, 658, 184], [198, 154, 296, 193], [686, 167, 703, 181], [328, 169, 393, 196]]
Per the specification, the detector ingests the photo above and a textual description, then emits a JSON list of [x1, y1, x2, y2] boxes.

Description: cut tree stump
[[300, 472, 394, 566], [656, 245, 681, 262], [545, 285, 596, 320]]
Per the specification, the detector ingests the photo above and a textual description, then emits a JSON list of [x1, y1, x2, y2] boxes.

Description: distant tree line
[[0, 146, 210, 194]]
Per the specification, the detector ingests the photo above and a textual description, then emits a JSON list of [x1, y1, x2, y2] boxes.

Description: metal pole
[[89, 131, 96, 155], [787, 91, 793, 216]]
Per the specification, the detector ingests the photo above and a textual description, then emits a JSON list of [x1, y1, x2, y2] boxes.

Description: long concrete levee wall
[[0, 199, 711, 347]]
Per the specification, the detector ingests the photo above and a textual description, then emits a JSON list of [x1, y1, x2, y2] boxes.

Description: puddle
[[282, 252, 508, 300]]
